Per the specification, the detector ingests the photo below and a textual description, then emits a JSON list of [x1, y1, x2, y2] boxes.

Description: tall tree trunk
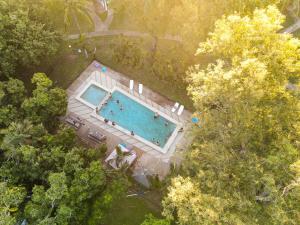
[[150, 35, 158, 65], [72, 10, 81, 34]]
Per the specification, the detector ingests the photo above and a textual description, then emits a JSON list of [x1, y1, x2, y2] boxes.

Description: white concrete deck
[[66, 61, 193, 178]]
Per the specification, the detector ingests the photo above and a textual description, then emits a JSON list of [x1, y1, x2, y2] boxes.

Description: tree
[[112, 35, 147, 69], [1, 120, 37, 153], [0, 79, 26, 127], [112, 145, 131, 169], [163, 6, 300, 225], [0, 182, 26, 225], [88, 173, 130, 225], [22, 73, 67, 128], [141, 214, 171, 225], [3, 79, 26, 106], [25, 173, 69, 224], [62, 0, 93, 33], [0, 0, 60, 77], [0, 73, 130, 224], [142, 0, 175, 60]]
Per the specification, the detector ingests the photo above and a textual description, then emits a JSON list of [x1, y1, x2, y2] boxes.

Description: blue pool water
[[81, 84, 107, 107], [99, 91, 176, 148]]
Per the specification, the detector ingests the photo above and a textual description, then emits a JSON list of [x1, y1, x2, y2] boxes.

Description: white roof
[[105, 144, 137, 169]]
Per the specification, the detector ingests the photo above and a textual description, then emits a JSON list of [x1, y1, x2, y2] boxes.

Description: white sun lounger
[[138, 84, 143, 94], [177, 105, 184, 116], [129, 80, 134, 91], [171, 102, 179, 113]]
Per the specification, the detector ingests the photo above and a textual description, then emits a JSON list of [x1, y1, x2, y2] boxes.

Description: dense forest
[[0, 0, 300, 224]]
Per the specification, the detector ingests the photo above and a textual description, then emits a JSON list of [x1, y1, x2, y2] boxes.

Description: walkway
[[65, 29, 182, 42], [283, 19, 300, 33], [88, 5, 113, 32], [282, 6, 300, 34], [66, 4, 182, 42]]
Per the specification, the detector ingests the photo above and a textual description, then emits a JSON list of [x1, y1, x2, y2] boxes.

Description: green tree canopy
[[0, 182, 26, 225], [0, 0, 60, 77], [141, 214, 171, 225], [0, 74, 130, 224], [22, 73, 67, 128], [163, 5, 300, 225]]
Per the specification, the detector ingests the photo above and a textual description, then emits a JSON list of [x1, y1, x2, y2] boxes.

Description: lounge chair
[[65, 116, 82, 130], [88, 130, 106, 143], [138, 83, 143, 95], [177, 105, 184, 116], [129, 80, 134, 92], [171, 102, 179, 113]]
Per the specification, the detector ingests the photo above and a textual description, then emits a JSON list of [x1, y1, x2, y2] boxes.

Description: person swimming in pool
[[116, 99, 120, 104], [110, 110, 114, 115], [154, 112, 159, 119], [120, 104, 123, 111], [156, 141, 160, 146], [164, 121, 169, 126]]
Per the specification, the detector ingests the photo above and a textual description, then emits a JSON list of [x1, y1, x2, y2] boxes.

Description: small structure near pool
[[105, 144, 137, 170]]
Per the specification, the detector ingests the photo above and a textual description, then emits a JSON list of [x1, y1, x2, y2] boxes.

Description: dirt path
[[67, 5, 182, 42], [283, 19, 300, 33], [88, 5, 113, 32], [65, 29, 182, 42]]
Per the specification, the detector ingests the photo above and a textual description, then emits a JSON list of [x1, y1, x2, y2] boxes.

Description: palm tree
[[0, 120, 34, 160], [114, 146, 132, 169], [63, 0, 93, 33]]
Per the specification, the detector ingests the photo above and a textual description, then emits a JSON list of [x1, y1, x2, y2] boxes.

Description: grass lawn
[[102, 194, 162, 225], [42, 36, 194, 110], [53, 13, 94, 35], [109, 8, 146, 32], [46, 45, 93, 88]]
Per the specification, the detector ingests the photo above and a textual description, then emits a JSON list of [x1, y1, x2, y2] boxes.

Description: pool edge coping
[[76, 79, 183, 154]]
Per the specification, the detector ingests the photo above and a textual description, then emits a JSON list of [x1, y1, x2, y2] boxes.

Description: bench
[[65, 116, 82, 130], [87, 130, 106, 143]]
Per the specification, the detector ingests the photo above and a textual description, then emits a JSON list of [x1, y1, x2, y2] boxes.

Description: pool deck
[[66, 61, 193, 179]]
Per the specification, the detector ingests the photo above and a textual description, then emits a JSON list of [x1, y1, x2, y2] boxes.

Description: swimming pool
[[99, 90, 177, 148], [80, 84, 107, 107]]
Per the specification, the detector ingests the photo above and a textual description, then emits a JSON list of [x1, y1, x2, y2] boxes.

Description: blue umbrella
[[101, 66, 107, 73], [191, 117, 199, 123]]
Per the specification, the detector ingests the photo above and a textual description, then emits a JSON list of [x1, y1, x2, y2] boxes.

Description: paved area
[[282, 6, 300, 34], [88, 2, 113, 32], [65, 29, 182, 42], [283, 19, 300, 34], [66, 61, 193, 178]]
